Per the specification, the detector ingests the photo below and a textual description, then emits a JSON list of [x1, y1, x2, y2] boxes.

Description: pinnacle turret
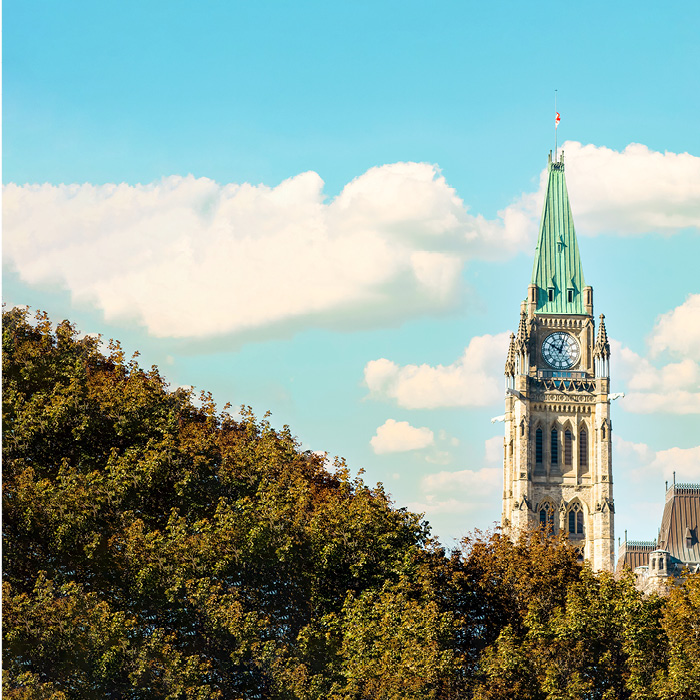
[[515, 310, 528, 350], [594, 314, 611, 378], [505, 332, 516, 377], [594, 314, 610, 358]]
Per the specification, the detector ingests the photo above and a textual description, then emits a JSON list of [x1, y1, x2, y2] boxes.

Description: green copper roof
[[531, 154, 586, 314]]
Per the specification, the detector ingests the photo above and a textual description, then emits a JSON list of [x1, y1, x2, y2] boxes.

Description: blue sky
[[4, 1, 700, 549]]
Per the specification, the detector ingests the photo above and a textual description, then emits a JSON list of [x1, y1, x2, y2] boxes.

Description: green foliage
[[2, 307, 428, 699], [337, 559, 456, 700], [653, 573, 700, 699], [2, 307, 698, 698]]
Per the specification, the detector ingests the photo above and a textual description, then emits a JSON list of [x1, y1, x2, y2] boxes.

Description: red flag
[[555, 112, 561, 128]]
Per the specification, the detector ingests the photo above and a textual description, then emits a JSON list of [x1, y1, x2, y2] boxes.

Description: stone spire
[[594, 313, 611, 378], [513, 310, 530, 375], [515, 310, 529, 350], [594, 314, 610, 358], [530, 152, 587, 315]]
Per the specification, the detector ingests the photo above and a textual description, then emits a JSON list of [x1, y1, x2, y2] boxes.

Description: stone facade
[[501, 152, 615, 572]]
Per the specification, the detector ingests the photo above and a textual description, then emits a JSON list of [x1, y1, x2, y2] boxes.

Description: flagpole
[[554, 89, 558, 162]]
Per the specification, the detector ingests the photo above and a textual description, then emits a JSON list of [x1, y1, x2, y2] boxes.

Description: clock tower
[[502, 150, 614, 572]]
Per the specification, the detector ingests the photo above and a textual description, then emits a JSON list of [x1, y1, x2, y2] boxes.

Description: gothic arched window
[[551, 429, 558, 465], [567, 502, 585, 537], [539, 502, 555, 532], [579, 428, 588, 472], [535, 428, 543, 464], [564, 430, 573, 467]]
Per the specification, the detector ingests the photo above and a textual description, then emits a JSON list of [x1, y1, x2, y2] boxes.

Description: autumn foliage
[[3, 308, 699, 699]]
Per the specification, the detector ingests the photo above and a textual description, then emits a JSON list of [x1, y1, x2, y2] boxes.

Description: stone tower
[[501, 150, 615, 572]]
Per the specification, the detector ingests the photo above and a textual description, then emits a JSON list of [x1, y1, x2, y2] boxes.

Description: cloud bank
[[613, 435, 700, 542], [562, 142, 700, 235], [406, 437, 503, 542], [612, 295, 700, 414], [3, 164, 527, 339], [364, 333, 510, 409], [364, 297, 700, 415], [615, 436, 700, 484], [4, 143, 698, 340], [649, 293, 700, 358]]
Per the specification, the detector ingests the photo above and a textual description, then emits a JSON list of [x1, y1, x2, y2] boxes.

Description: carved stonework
[[501, 152, 615, 573], [543, 393, 596, 404]]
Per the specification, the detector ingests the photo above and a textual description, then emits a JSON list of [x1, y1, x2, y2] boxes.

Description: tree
[[3, 307, 687, 698], [2, 308, 429, 699], [459, 533, 669, 700], [653, 573, 700, 700]]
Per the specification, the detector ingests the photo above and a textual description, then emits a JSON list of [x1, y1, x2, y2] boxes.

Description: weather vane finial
[[554, 90, 560, 162]]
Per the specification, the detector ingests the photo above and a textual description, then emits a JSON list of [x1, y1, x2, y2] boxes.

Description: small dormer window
[[567, 289, 574, 303], [548, 288, 554, 302], [686, 527, 693, 548]]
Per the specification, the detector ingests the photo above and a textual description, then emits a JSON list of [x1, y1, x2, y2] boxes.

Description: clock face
[[541, 332, 580, 369]]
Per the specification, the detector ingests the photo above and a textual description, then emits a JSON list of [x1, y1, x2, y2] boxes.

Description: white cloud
[[6, 144, 696, 341], [421, 466, 501, 494], [406, 436, 505, 543], [561, 141, 700, 235], [614, 435, 656, 467], [370, 418, 434, 454], [652, 446, 700, 481], [425, 451, 452, 465], [614, 436, 700, 483], [364, 332, 510, 409], [623, 391, 700, 415], [484, 435, 503, 463], [2, 164, 530, 340], [649, 294, 700, 358], [613, 435, 700, 543], [612, 295, 700, 415], [408, 463, 502, 543]]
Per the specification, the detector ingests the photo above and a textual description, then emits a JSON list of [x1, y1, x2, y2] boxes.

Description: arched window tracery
[[539, 501, 556, 533], [567, 501, 585, 537], [550, 428, 559, 466], [564, 429, 573, 467], [579, 427, 589, 473]]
